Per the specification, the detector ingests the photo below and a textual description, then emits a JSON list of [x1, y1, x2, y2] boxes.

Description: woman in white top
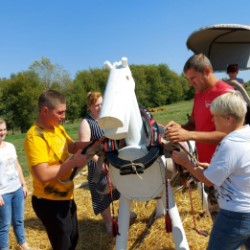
[[172, 91, 250, 250], [0, 119, 31, 250]]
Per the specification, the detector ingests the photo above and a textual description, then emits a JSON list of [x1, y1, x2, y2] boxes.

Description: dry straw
[[9, 173, 212, 250]]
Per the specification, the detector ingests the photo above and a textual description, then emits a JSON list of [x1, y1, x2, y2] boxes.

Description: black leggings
[[32, 196, 79, 250]]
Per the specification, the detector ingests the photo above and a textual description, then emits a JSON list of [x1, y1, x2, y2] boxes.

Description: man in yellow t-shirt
[[24, 89, 88, 250]]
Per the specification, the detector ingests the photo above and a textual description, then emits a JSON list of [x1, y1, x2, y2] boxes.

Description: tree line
[[0, 57, 194, 133]]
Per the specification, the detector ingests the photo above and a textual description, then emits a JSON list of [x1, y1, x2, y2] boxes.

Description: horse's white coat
[[98, 58, 189, 250]]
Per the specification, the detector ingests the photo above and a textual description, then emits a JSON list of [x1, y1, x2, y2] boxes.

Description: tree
[[73, 68, 109, 117], [0, 58, 194, 130], [131, 65, 149, 107], [179, 73, 194, 100], [62, 81, 84, 123], [0, 78, 8, 117], [143, 65, 167, 107], [29, 57, 72, 90], [89, 68, 109, 92], [1, 71, 43, 133]]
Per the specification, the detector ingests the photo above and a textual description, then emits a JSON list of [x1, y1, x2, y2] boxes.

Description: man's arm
[[181, 130, 226, 144], [68, 141, 92, 154], [32, 151, 87, 183], [165, 115, 226, 144]]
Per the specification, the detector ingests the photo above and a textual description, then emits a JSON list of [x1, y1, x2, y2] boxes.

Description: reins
[[177, 143, 208, 237], [161, 138, 208, 237], [102, 160, 120, 237]]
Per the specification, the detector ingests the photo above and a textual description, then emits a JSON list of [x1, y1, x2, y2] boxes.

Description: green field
[[7, 100, 193, 176], [152, 100, 193, 125]]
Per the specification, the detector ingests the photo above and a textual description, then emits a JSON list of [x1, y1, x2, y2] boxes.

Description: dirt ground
[[9, 172, 212, 250]]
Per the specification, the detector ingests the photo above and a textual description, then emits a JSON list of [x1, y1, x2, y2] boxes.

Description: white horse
[[98, 57, 189, 250]]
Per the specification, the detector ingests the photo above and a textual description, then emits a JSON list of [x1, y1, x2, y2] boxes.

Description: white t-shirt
[[204, 125, 250, 212], [0, 142, 21, 195]]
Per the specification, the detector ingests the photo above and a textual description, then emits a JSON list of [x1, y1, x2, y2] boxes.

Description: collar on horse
[[104, 107, 163, 175]]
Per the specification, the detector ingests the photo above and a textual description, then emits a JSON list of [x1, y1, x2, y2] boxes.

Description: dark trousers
[[32, 196, 79, 250]]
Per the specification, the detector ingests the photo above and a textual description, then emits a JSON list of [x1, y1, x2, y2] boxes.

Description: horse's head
[[98, 58, 144, 145]]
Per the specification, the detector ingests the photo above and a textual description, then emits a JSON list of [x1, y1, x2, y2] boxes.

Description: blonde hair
[[210, 91, 247, 123], [87, 92, 102, 108]]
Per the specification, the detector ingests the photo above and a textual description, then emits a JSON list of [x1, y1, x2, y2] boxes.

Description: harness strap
[[104, 107, 162, 175], [59, 137, 106, 184], [105, 145, 161, 175]]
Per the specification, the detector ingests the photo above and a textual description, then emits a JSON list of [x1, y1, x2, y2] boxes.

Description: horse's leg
[[155, 197, 165, 217], [197, 182, 211, 217], [155, 155, 189, 248], [115, 195, 131, 250], [167, 179, 190, 250]]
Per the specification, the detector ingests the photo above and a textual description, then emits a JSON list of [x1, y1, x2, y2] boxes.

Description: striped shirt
[[84, 114, 120, 214]]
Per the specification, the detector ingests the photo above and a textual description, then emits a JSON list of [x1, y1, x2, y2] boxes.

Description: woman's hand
[[22, 183, 28, 198], [0, 195, 5, 206], [171, 150, 190, 168], [197, 162, 209, 169]]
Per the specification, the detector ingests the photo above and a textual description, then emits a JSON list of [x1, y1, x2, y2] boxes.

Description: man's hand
[[164, 120, 181, 131], [72, 150, 88, 168], [166, 126, 191, 142]]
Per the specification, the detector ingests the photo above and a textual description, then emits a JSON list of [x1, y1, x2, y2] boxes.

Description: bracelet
[[21, 182, 26, 186]]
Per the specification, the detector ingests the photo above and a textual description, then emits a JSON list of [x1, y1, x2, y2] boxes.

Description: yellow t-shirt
[[24, 123, 74, 200]]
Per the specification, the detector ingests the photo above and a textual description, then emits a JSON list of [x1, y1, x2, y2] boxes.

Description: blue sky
[[1, 0, 250, 81]]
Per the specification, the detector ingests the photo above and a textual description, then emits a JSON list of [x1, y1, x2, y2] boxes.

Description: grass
[[152, 100, 192, 125]]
